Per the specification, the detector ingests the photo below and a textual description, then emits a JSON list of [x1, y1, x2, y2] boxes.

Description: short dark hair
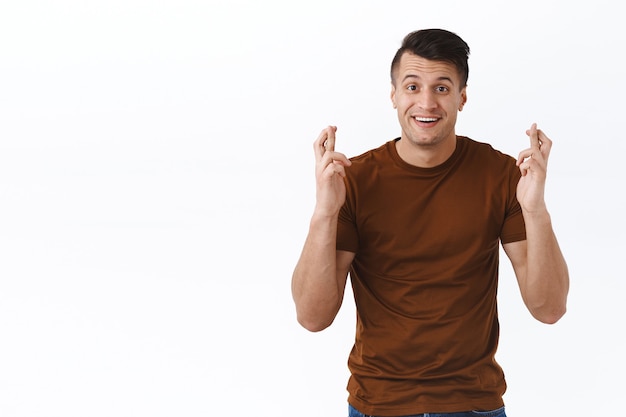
[[390, 29, 470, 88]]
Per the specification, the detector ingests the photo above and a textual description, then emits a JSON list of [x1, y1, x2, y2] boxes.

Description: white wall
[[0, 0, 623, 415]]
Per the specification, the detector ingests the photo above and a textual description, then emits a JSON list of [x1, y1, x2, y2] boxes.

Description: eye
[[407, 85, 417, 91], [436, 86, 449, 93]]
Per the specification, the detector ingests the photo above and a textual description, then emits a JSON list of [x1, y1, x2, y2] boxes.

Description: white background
[[1, 0, 624, 416]]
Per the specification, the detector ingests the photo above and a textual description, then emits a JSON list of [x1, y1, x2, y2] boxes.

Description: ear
[[458, 87, 467, 111], [390, 83, 397, 109]]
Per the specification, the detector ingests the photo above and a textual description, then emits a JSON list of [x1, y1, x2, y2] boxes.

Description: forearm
[[291, 213, 344, 332], [522, 209, 570, 323]]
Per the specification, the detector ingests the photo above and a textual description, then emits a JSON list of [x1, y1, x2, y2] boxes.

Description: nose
[[417, 89, 437, 110]]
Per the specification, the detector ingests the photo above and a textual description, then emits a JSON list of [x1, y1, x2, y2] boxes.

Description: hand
[[313, 126, 352, 217], [516, 123, 552, 214]]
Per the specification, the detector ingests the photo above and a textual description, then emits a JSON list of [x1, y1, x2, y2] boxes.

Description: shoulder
[[349, 139, 397, 163], [341, 140, 399, 192], [346, 139, 398, 174], [459, 136, 517, 166]]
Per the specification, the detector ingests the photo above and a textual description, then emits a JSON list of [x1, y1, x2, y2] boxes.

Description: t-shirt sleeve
[[337, 177, 359, 253], [500, 161, 527, 244]]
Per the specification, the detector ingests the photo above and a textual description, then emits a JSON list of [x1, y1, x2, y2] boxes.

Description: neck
[[395, 135, 457, 168]]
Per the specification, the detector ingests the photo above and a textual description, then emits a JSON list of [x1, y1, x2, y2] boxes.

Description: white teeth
[[415, 117, 438, 122]]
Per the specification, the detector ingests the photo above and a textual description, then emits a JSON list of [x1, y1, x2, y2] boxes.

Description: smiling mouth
[[414, 117, 439, 123]]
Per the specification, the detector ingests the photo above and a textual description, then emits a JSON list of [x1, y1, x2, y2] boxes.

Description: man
[[291, 29, 569, 417]]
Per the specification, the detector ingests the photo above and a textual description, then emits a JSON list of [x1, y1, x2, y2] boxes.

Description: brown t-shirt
[[337, 136, 526, 415]]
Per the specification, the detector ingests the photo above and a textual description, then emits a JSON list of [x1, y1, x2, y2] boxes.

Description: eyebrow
[[402, 74, 454, 84]]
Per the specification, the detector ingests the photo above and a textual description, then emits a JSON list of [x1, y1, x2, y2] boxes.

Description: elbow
[[531, 304, 567, 325], [297, 314, 334, 332], [524, 275, 570, 325], [293, 294, 342, 332]]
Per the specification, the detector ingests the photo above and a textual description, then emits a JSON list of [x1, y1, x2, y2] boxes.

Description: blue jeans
[[348, 404, 506, 417]]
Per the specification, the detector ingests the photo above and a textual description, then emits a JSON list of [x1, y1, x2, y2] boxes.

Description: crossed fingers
[[516, 123, 552, 176], [314, 126, 351, 177]]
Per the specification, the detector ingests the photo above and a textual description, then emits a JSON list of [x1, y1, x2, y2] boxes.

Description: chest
[[354, 169, 507, 260]]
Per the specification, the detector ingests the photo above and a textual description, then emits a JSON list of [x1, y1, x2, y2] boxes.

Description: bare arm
[[504, 124, 569, 324], [291, 126, 355, 332]]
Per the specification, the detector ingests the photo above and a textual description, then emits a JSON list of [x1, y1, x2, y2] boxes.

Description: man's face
[[391, 52, 467, 148]]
